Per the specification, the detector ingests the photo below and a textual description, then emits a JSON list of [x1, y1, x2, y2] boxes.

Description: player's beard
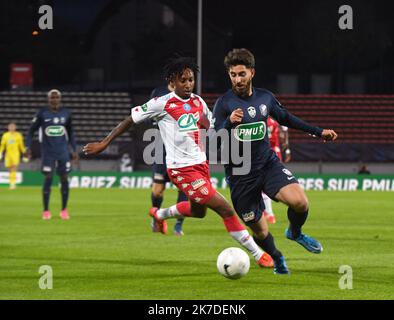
[[232, 78, 252, 98]]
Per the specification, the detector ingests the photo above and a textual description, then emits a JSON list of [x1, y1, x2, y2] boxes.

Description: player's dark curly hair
[[224, 48, 255, 70], [163, 56, 199, 82]]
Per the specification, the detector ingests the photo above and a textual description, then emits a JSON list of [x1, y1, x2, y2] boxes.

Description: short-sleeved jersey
[[213, 87, 323, 175], [131, 92, 212, 169], [149, 85, 171, 164], [26, 107, 76, 159], [0, 131, 25, 156]]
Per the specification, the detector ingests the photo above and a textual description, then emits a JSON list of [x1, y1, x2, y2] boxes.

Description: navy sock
[[151, 193, 163, 208], [253, 233, 283, 262], [43, 175, 53, 211], [175, 191, 187, 225], [60, 176, 69, 210], [287, 207, 308, 238], [177, 191, 188, 203]]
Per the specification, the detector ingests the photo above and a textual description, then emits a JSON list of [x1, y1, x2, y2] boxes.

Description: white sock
[[157, 205, 182, 220], [262, 193, 274, 216], [229, 230, 264, 262]]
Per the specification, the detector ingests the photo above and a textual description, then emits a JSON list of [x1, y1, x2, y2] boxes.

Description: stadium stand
[[0, 91, 133, 146], [204, 94, 394, 144], [204, 93, 394, 162], [1, 91, 393, 162]]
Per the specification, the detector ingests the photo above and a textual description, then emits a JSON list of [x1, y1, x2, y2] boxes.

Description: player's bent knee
[[292, 197, 309, 212], [253, 228, 269, 240], [191, 208, 206, 218], [190, 202, 207, 218], [44, 173, 53, 181], [152, 183, 165, 197], [249, 218, 269, 239], [60, 174, 69, 184]]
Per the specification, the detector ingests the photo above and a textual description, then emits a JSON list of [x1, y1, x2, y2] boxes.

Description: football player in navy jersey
[[26, 89, 78, 220], [213, 49, 337, 274], [149, 83, 188, 236]]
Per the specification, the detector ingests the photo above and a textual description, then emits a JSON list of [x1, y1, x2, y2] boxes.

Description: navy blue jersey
[[150, 85, 171, 100], [26, 106, 76, 159], [213, 88, 323, 175]]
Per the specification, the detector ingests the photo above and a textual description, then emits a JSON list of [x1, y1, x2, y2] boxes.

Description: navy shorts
[[227, 158, 298, 225], [152, 162, 170, 184], [41, 156, 71, 175]]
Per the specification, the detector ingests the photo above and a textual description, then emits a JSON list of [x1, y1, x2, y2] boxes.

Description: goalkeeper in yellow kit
[[0, 122, 27, 189]]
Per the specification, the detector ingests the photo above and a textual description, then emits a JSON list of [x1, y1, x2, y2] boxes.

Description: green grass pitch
[[0, 187, 393, 300]]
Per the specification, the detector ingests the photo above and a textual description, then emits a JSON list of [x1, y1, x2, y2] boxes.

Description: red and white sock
[[223, 215, 264, 262], [262, 193, 274, 216], [157, 201, 191, 220]]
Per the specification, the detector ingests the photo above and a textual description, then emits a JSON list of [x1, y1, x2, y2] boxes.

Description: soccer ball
[[217, 247, 250, 279]]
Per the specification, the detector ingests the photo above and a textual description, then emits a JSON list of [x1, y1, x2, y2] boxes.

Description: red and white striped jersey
[[131, 92, 213, 169]]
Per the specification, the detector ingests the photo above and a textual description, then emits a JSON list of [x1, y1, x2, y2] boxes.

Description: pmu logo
[[45, 125, 65, 137], [177, 112, 199, 132], [234, 121, 266, 141]]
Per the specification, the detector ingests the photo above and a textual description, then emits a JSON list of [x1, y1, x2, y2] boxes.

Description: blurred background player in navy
[[25, 89, 79, 220], [149, 82, 188, 236], [262, 117, 291, 224]]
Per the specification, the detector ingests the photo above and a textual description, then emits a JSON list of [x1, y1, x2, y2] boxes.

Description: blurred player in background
[[0, 122, 27, 189], [84, 56, 274, 269], [262, 117, 291, 224], [25, 89, 79, 220], [149, 82, 188, 236]]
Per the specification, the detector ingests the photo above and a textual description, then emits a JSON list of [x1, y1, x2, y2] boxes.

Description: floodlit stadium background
[[1, 0, 394, 302]]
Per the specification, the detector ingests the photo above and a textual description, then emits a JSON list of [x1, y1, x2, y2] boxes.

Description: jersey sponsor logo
[[242, 211, 255, 222], [177, 112, 199, 132], [141, 103, 148, 112], [169, 103, 177, 109], [282, 168, 293, 176], [45, 125, 65, 137], [247, 106, 256, 118], [199, 186, 209, 195], [183, 103, 192, 112], [44, 118, 51, 122], [234, 121, 266, 142], [259, 104, 268, 117], [191, 178, 206, 190], [53, 117, 60, 124]]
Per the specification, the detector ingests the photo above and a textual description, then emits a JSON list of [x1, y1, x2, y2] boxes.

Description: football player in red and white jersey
[[83, 56, 275, 269], [263, 117, 291, 224]]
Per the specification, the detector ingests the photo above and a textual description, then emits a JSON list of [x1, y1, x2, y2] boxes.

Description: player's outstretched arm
[[83, 116, 134, 155], [321, 129, 338, 142]]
